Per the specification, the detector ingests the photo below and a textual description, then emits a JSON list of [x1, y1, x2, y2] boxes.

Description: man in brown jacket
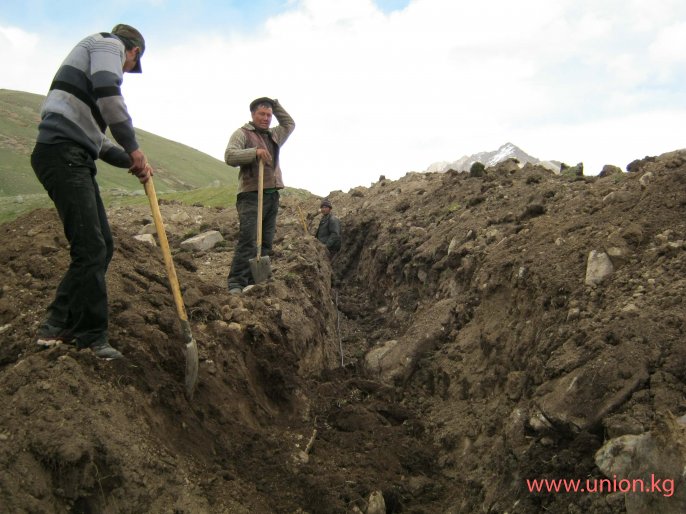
[[224, 97, 295, 294]]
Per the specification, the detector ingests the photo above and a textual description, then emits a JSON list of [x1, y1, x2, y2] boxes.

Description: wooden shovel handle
[[297, 205, 308, 235], [144, 176, 188, 322], [256, 159, 264, 259]]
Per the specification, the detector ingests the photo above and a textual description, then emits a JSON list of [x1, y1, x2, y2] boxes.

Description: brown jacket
[[224, 99, 295, 193]]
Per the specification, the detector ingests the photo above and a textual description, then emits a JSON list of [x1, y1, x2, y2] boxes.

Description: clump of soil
[[1, 149, 685, 513]]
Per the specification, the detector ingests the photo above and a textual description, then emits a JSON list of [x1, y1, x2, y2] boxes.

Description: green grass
[[161, 185, 237, 208], [0, 194, 49, 224], [0, 184, 318, 225], [0, 88, 239, 196], [447, 201, 462, 212], [0, 187, 234, 225], [0, 89, 316, 225]]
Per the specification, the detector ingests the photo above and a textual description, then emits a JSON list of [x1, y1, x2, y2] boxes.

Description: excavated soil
[[1, 150, 685, 513]]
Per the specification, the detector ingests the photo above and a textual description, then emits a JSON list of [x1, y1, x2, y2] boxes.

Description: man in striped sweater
[[30, 24, 151, 360]]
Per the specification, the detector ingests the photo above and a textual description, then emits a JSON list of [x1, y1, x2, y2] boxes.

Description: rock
[[621, 223, 645, 246], [220, 305, 232, 321], [604, 414, 645, 438], [39, 245, 59, 256], [606, 246, 629, 267], [639, 172, 654, 188], [529, 410, 553, 432], [180, 230, 224, 251], [447, 236, 460, 255], [595, 414, 686, 513], [655, 230, 673, 244], [585, 250, 614, 286], [366, 491, 385, 514], [484, 228, 501, 244], [170, 211, 191, 223], [536, 353, 648, 433], [417, 269, 428, 283], [133, 234, 156, 246], [293, 450, 309, 464], [659, 240, 685, 258], [566, 307, 581, 321], [363, 299, 453, 383], [448, 230, 475, 255], [561, 162, 584, 176], [364, 340, 399, 374], [505, 371, 526, 400], [231, 308, 251, 324], [227, 322, 243, 338], [519, 203, 546, 220], [493, 158, 520, 174], [620, 303, 640, 317], [599, 164, 623, 177], [602, 190, 632, 204], [139, 223, 157, 235], [407, 475, 432, 495]]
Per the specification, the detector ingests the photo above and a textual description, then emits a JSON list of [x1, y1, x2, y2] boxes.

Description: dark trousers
[[228, 190, 279, 289], [31, 142, 112, 346]]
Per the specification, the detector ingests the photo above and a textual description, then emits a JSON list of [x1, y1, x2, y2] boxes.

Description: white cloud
[[0, 25, 64, 93], [649, 21, 686, 69], [3, 0, 686, 196]]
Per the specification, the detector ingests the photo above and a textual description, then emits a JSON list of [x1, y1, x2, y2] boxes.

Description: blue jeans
[[227, 190, 279, 289], [31, 142, 112, 346]]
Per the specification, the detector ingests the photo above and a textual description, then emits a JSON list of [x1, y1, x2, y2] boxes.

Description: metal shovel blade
[[249, 255, 272, 284], [181, 319, 199, 400]]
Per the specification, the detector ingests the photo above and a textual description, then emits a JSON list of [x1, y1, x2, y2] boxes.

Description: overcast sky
[[2, 0, 685, 196]]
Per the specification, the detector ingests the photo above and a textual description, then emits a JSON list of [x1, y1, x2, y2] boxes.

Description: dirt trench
[[0, 194, 447, 513], [329, 152, 686, 514], [1, 150, 686, 513]]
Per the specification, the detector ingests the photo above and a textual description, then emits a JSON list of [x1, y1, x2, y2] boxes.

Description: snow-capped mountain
[[426, 143, 559, 173]]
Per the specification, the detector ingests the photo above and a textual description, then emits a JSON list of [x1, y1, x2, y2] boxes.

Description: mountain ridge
[[426, 142, 561, 173]]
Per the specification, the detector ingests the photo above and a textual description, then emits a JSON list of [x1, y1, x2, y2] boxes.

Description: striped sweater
[[36, 32, 138, 168]]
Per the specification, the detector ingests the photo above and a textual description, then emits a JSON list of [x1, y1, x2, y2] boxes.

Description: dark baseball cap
[[112, 24, 145, 73]]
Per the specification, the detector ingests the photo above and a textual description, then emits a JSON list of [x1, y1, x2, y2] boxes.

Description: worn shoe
[[229, 287, 243, 295], [90, 340, 123, 360], [35, 323, 74, 348]]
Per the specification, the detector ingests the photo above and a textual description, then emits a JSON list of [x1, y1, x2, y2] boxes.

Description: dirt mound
[[328, 151, 686, 513], [1, 149, 685, 513], [0, 195, 439, 513]]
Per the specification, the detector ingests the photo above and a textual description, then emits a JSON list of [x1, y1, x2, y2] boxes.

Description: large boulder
[[595, 414, 686, 513], [180, 230, 224, 251]]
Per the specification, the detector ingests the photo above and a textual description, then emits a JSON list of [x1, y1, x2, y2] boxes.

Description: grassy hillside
[[0, 89, 247, 222], [0, 89, 314, 223], [0, 89, 238, 197]]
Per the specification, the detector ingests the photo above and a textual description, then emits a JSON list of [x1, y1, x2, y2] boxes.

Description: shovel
[[296, 205, 308, 235], [144, 174, 199, 400], [249, 159, 272, 283]]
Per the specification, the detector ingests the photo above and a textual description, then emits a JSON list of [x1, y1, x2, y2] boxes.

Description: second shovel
[[249, 159, 271, 283]]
